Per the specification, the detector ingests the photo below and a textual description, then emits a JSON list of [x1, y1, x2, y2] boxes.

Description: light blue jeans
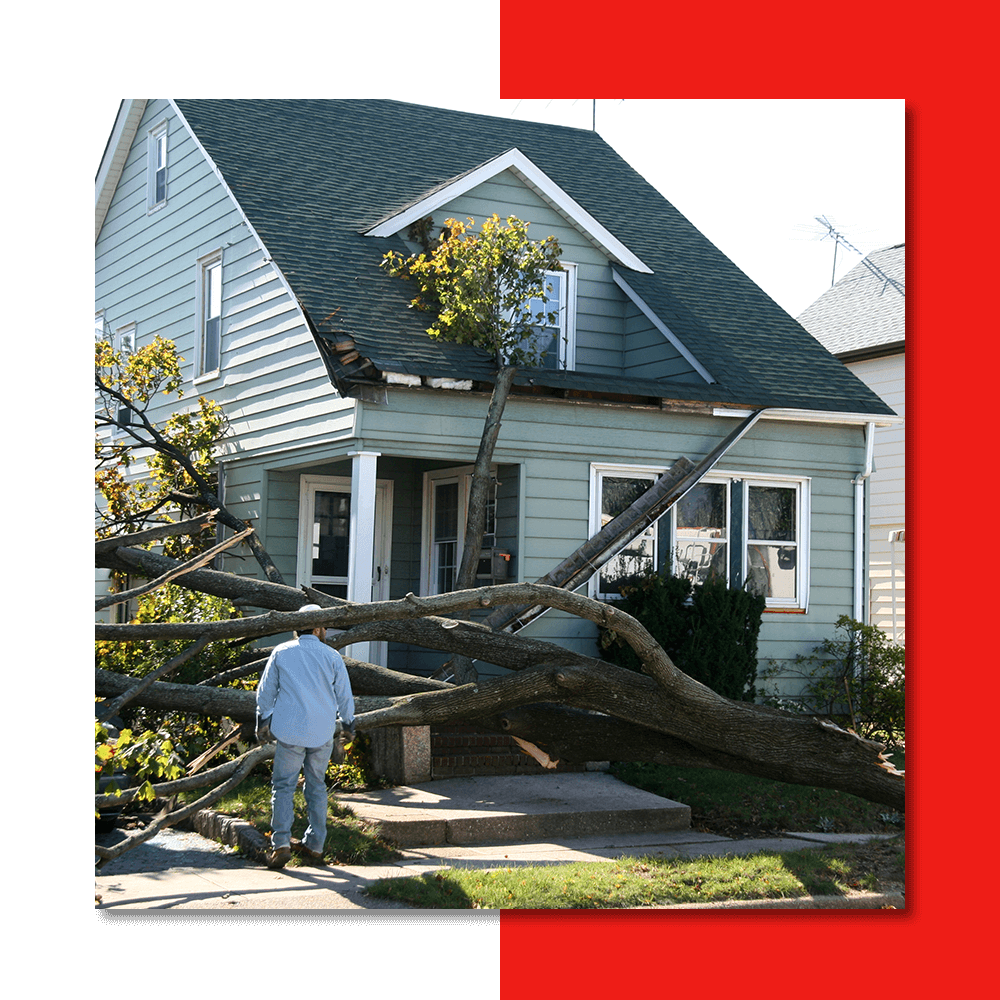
[[270, 737, 334, 853]]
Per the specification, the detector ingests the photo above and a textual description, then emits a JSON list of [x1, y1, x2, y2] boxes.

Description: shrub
[[95, 583, 250, 761], [599, 572, 765, 701], [761, 616, 904, 745]]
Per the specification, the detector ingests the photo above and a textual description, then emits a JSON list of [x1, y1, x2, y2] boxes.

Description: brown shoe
[[266, 845, 291, 869], [291, 838, 326, 863]]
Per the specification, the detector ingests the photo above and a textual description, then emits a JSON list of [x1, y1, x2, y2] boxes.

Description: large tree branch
[[92, 555, 904, 810], [95, 527, 253, 611], [94, 510, 221, 556], [95, 744, 273, 869], [96, 374, 286, 585]]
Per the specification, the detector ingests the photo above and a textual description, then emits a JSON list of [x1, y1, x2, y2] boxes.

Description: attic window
[[507, 264, 577, 370], [196, 251, 224, 376], [147, 121, 168, 211]]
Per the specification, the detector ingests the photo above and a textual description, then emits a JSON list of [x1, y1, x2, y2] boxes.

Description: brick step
[[430, 724, 591, 778]]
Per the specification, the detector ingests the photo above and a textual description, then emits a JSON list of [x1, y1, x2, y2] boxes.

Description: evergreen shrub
[[760, 616, 905, 745], [598, 572, 765, 701]]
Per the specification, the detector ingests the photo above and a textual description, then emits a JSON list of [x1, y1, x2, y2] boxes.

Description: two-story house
[[95, 99, 900, 703]]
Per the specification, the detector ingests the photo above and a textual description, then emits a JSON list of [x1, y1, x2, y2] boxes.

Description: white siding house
[[798, 244, 905, 642]]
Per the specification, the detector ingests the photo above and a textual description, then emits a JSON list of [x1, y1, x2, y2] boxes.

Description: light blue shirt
[[256, 635, 355, 748]]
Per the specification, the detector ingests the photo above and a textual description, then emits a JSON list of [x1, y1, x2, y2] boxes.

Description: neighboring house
[[95, 99, 900, 705], [797, 245, 905, 643]]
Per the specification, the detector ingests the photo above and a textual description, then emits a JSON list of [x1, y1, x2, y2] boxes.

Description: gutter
[[851, 422, 877, 622]]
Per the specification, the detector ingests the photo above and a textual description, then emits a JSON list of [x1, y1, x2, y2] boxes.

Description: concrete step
[[335, 772, 691, 847]]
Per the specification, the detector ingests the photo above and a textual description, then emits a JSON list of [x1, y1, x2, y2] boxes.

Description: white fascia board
[[713, 406, 904, 428], [95, 100, 147, 241], [364, 147, 653, 275], [612, 269, 715, 383]]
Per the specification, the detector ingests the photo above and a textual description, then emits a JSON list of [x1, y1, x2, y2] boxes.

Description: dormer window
[[511, 264, 577, 370], [147, 122, 168, 211]]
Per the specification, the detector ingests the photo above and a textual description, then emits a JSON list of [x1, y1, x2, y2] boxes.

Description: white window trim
[[420, 464, 499, 596], [112, 322, 136, 434], [741, 474, 811, 611], [588, 462, 664, 600], [500, 262, 577, 371], [194, 250, 224, 379], [526, 264, 577, 371], [670, 476, 731, 586], [558, 263, 577, 371], [588, 464, 811, 610], [146, 120, 168, 212], [296, 473, 393, 601]]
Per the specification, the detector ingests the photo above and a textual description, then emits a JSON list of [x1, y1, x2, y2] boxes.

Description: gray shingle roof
[[797, 244, 905, 359], [175, 99, 894, 416]]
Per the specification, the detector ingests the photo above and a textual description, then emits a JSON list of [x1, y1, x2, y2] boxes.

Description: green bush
[[96, 583, 250, 761], [760, 616, 904, 745], [599, 572, 765, 701]]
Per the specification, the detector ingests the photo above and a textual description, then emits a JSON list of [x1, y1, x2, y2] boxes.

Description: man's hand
[[256, 714, 275, 743], [332, 726, 354, 765]]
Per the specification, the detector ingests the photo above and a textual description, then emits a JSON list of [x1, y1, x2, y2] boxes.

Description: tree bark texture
[[95, 554, 904, 810], [456, 363, 518, 590]]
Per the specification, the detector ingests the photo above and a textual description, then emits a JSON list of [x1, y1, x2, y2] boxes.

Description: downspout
[[852, 423, 876, 622]]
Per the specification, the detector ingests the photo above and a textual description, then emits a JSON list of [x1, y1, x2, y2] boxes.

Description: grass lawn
[[186, 775, 401, 867], [192, 747, 905, 907], [365, 835, 904, 909], [610, 751, 905, 838], [365, 751, 906, 909]]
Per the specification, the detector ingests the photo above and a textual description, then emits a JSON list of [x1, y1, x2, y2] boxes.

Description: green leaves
[[382, 214, 563, 367], [95, 335, 226, 551]]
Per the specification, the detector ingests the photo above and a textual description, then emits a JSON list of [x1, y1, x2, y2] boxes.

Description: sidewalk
[[95, 774, 904, 911]]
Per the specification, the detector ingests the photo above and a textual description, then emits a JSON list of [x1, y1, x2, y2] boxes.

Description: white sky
[[91, 97, 902, 318]]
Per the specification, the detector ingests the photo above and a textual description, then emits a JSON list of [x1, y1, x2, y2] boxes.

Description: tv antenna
[[813, 215, 863, 287], [803, 216, 904, 295]]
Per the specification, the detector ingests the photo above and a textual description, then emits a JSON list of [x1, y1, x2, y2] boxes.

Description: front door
[[297, 474, 392, 665]]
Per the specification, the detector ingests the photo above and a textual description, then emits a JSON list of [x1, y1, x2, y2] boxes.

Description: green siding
[[95, 100, 356, 476], [358, 388, 868, 680]]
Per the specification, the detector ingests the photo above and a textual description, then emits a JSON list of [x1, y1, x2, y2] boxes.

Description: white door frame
[[297, 471, 393, 665]]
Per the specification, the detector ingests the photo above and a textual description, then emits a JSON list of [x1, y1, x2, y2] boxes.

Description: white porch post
[[347, 450, 380, 662]]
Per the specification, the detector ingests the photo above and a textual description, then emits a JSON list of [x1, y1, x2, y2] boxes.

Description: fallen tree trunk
[[97, 655, 903, 809], [94, 565, 904, 811]]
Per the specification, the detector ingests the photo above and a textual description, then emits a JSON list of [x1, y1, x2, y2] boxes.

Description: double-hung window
[[422, 466, 498, 595], [744, 479, 804, 607], [590, 464, 660, 599], [673, 478, 730, 587], [196, 252, 223, 376], [112, 323, 136, 428], [508, 265, 577, 370], [147, 122, 168, 211]]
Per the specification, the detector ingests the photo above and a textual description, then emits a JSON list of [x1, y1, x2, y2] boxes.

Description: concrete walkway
[[95, 773, 904, 911]]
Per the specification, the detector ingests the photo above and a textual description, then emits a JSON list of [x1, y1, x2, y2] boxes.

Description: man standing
[[255, 604, 355, 868]]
